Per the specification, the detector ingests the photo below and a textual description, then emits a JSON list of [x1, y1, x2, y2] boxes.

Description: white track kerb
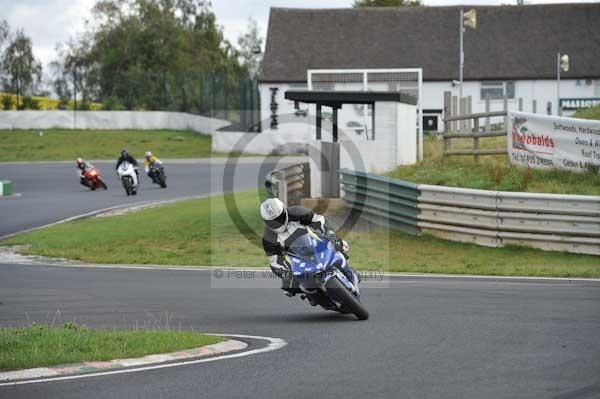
[[0, 334, 287, 387]]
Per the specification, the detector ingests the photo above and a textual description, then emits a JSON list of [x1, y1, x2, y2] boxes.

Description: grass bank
[[0, 129, 213, 161], [0, 323, 223, 371], [387, 136, 600, 195], [573, 104, 600, 120], [5, 190, 599, 277]]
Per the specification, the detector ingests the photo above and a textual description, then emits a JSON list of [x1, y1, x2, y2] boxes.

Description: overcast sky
[[0, 0, 596, 69]]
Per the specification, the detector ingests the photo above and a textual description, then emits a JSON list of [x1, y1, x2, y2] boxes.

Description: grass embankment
[[0, 129, 213, 161], [0, 323, 223, 371], [573, 104, 600, 120], [5, 190, 600, 277], [388, 136, 600, 195]]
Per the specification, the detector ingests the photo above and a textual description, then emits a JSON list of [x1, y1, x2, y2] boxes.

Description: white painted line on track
[[0, 334, 287, 387], [2, 258, 599, 284]]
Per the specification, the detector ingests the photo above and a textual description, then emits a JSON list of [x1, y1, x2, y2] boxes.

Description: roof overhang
[[285, 90, 417, 108]]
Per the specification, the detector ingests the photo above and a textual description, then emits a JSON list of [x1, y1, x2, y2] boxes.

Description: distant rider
[[144, 151, 162, 180], [115, 148, 139, 179], [260, 198, 354, 301], [76, 157, 95, 187]]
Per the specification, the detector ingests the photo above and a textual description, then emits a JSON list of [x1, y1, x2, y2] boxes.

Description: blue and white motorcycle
[[286, 228, 369, 320]]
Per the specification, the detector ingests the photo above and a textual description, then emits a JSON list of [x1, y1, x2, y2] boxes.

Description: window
[[480, 81, 515, 100], [595, 80, 600, 97]]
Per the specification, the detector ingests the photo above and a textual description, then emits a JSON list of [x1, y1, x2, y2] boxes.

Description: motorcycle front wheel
[[324, 277, 369, 320], [122, 178, 132, 196]]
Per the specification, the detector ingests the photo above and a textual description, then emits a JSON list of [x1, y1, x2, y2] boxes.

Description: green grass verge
[[5, 190, 267, 266], [387, 136, 600, 195], [5, 190, 600, 277], [0, 129, 215, 161], [0, 323, 223, 371], [573, 104, 600, 120]]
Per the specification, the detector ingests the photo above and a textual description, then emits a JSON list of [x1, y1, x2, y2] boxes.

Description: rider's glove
[[337, 239, 349, 253], [269, 256, 291, 278], [326, 230, 337, 243]]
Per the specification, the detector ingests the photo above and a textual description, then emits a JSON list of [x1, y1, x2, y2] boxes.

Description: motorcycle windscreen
[[288, 232, 336, 275]]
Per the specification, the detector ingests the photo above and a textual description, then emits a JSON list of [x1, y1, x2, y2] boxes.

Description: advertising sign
[[560, 98, 600, 111], [508, 111, 600, 172]]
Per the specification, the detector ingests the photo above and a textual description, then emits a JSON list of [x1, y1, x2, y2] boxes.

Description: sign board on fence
[[508, 111, 600, 172]]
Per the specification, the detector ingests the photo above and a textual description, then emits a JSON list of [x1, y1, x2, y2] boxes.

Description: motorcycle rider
[[260, 198, 354, 301], [76, 157, 95, 187], [115, 148, 139, 180], [144, 151, 162, 181]]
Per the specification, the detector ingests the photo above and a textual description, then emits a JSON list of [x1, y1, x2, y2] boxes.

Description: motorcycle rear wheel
[[324, 277, 369, 320]]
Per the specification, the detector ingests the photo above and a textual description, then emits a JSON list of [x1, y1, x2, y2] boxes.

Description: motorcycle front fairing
[[287, 230, 360, 298], [118, 161, 138, 186]]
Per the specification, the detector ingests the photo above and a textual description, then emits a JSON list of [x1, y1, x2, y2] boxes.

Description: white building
[[259, 4, 600, 135]]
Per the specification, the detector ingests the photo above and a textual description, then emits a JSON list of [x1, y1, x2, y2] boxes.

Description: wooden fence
[[442, 91, 547, 161]]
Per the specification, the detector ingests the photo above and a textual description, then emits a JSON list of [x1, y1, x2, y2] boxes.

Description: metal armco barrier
[[340, 169, 600, 256], [340, 169, 420, 235], [265, 163, 311, 206]]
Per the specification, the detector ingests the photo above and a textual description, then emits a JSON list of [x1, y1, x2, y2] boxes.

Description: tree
[[353, 0, 421, 7], [0, 20, 8, 46], [51, 35, 98, 110], [0, 29, 42, 109], [54, 0, 248, 111], [50, 45, 74, 110], [237, 18, 263, 79]]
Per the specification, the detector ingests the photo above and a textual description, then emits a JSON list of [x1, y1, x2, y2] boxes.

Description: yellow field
[[0, 93, 102, 110]]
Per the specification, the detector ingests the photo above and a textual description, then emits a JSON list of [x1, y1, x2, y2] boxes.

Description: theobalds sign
[[508, 111, 600, 172], [560, 98, 600, 110]]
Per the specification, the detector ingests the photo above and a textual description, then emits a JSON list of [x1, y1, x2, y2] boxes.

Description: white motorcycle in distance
[[117, 161, 139, 196]]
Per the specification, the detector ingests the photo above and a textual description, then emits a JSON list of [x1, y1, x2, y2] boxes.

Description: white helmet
[[260, 198, 288, 233], [145, 151, 152, 158]]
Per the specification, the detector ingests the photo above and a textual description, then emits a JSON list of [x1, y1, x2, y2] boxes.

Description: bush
[[22, 96, 41, 110], [76, 100, 92, 111], [57, 98, 69, 110], [1, 94, 14, 110], [101, 96, 126, 110]]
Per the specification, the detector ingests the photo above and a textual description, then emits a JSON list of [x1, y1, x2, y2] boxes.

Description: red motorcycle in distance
[[83, 166, 108, 191]]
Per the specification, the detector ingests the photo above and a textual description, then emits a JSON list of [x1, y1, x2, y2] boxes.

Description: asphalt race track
[[0, 159, 280, 237], [1, 160, 600, 399], [0, 265, 599, 398]]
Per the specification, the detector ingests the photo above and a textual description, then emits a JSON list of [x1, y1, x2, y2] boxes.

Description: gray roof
[[260, 4, 600, 82]]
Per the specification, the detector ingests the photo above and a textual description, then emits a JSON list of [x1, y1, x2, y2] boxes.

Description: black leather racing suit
[[115, 154, 139, 170]]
